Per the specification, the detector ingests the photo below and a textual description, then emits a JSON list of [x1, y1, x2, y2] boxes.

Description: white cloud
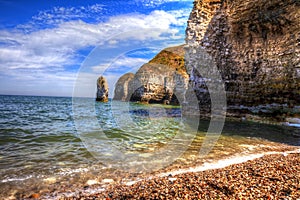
[[0, 2, 192, 96], [0, 9, 187, 76], [140, 0, 193, 7], [168, 9, 192, 26], [31, 4, 104, 27], [1, 10, 184, 67], [91, 56, 149, 73]]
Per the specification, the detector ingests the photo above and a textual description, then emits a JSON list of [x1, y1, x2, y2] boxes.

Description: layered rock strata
[[114, 45, 189, 105], [185, 0, 300, 118]]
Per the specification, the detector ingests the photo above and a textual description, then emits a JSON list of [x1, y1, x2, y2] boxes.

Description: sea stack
[[96, 76, 109, 102]]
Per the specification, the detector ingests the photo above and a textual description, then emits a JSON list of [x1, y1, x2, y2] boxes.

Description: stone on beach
[[59, 153, 300, 199], [86, 179, 99, 186]]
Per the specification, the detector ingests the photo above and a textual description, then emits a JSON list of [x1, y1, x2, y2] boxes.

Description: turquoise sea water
[[0, 95, 299, 199]]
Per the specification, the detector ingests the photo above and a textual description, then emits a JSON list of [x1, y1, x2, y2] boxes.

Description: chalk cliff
[[114, 45, 189, 105], [185, 0, 300, 119], [113, 73, 135, 101]]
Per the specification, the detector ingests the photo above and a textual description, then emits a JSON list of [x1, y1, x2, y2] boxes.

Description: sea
[[0, 95, 299, 199]]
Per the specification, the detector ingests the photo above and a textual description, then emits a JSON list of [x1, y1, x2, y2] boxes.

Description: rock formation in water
[[114, 45, 189, 105], [185, 0, 300, 119], [96, 76, 109, 102], [113, 73, 134, 101]]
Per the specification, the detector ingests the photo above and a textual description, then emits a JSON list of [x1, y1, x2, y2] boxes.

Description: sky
[[0, 0, 193, 97]]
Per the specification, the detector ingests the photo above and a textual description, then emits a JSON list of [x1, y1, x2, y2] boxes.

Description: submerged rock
[[96, 76, 109, 102]]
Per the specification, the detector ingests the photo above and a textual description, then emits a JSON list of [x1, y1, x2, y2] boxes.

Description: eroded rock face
[[129, 63, 187, 104], [114, 45, 189, 105], [96, 76, 109, 102], [113, 73, 134, 101], [185, 0, 300, 118]]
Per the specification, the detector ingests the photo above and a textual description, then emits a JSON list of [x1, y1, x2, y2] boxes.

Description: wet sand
[[58, 152, 300, 200]]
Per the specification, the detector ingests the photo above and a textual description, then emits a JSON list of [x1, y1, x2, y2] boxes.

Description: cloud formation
[[0, 2, 192, 96], [32, 4, 104, 26], [92, 56, 149, 73], [140, 0, 193, 7]]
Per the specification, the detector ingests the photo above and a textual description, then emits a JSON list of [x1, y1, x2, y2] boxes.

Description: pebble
[[86, 180, 99, 186], [168, 177, 177, 182], [30, 193, 40, 199], [61, 153, 300, 199], [102, 179, 114, 184], [43, 177, 56, 184]]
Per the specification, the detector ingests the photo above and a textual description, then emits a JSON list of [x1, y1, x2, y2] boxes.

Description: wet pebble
[[61, 153, 300, 199]]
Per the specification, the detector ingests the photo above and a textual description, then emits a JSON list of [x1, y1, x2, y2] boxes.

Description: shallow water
[[0, 95, 299, 199]]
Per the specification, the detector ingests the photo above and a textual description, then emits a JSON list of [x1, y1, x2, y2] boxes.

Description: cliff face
[[113, 73, 134, 101], [113, 45, 189, 105], [185, 0, 300, 118]]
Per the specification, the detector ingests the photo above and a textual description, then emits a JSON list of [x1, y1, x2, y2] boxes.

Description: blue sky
[[0, 0, 193, 97]]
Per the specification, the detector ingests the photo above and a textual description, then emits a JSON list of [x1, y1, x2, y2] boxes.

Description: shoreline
[[157, 148, 300, 178], [42, 148, 300, 200]]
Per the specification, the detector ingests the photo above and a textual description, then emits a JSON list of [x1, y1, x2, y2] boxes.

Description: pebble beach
[[57, 152, 300, 200]]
